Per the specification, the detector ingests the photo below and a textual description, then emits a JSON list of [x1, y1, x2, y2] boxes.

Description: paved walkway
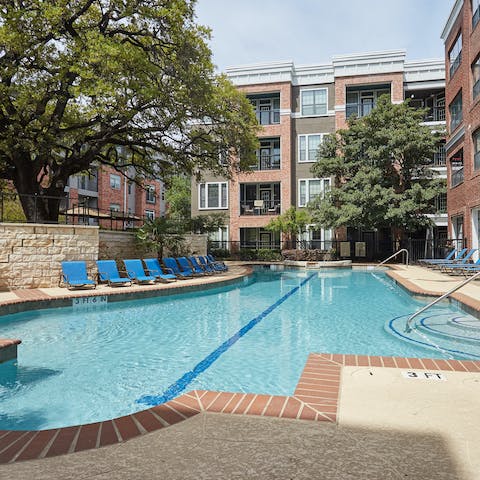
[[1, 263, 480, 479]]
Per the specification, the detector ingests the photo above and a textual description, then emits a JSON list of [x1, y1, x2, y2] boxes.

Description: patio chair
[[60, 261, 96, 289], [163, 257, 194, 279], [197, 256, 219, 274], [199, 255, 226, 272], [188, 256, 214, 275], [176, 256, 205, 276], [443, 257, 480, 275], [123, 259, 156, 284], [207, 254, 228, 271], [96, 260, 132, 287], [143, 258, 177, 282], [418, 248, 460, 265], [437, 249, 478, 271]]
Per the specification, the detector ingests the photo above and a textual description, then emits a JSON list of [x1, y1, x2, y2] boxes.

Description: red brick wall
[[445, 0, 480, 245]]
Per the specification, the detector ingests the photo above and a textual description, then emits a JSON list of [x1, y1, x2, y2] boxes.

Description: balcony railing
[[433, 145, 446, 166], [255, 109, 280, 125], [451, 166, 464, 187], [475, 151, 480, 171], [251, 153, 280, 170], [449, 52, 461, 78], [474, 78, 480, 100], [424, 106, 445, 122], [434, 194, 447, 214], [346, 102, 375, 118], [240, 200, 280, 215]]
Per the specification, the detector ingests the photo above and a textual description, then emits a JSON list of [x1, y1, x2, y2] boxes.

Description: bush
[[281, 249, 338, 261], [238, 249, 282, 261], [209, 248, 230, 259]]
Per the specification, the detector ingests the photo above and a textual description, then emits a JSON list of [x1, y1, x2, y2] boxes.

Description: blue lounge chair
[[143, 258, 177, 282], [123, 259, 156, 284], [197, 256, 218, 274], [177, 257, 204, 276], [96, 260, 132, 287], [437, 249, 477, 271], [444, 257, 480, 275], [206, 255, 228, 271], [61, 261, 96, 289], [162, 257, 193, 278], [419, 248, 459, 265], [188, 256, 214, 275]]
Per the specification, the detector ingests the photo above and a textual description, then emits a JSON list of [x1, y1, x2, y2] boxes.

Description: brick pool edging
[[1, 352, 480, 464]]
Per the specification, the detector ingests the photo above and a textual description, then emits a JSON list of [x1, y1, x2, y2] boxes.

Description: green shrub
[[209, 248, 230, 259], [238, 249, 282, 261]]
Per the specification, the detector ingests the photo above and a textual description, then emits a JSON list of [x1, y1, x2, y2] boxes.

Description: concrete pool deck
[[1, 262, 480, 478]]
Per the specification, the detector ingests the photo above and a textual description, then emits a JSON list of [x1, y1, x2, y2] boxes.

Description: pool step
[[387, 310, 480, 359]]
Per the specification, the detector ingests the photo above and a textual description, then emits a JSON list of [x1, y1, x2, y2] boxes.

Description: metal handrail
[[373, 249, 409, 270], [405, 270, 480, 333]]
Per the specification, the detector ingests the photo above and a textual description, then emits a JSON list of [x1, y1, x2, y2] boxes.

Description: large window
[[110, 174, 121, 190], [298, 134, 325, 162], [145, 210, 155, 221], [301, 89, 327, 116], [346, 87, 390, 118], [449, 91, 463, 132], [298, 178, 330, 207], [199, 182, 228, 209], [473, 55, 480, 100], [450, 149, 464, 187], [300, 225, 333, 250], [146, 185, 155, 203], [474, 129, 480, 171], [473, 0, 480, 29], [449, 33, 462, 78]]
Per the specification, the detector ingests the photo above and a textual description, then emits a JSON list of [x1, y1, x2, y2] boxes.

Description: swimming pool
[[0, 268, 477, 430]]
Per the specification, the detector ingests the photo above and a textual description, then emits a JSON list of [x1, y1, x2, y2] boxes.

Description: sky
[[195, 0, 454, 71]]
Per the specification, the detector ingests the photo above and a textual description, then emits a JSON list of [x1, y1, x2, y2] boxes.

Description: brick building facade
[[442, 0, 480, 259], [192, 51, 447, 255]]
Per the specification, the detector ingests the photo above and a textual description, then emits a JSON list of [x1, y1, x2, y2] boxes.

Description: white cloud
[[195, 0, 453, 70]]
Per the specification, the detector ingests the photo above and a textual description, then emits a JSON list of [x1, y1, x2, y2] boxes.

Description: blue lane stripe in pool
[[137, 273, 317, 406]]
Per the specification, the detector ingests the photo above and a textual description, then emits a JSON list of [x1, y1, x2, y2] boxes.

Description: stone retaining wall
[[0, 223, 99, 290]]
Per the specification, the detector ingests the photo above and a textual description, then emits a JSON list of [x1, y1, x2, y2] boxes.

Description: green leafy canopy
[[309, 96, 446, 233], [0, 1, 259, 221]]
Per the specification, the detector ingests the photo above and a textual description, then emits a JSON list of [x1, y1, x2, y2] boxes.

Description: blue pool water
[[0, 268, 477, 430]]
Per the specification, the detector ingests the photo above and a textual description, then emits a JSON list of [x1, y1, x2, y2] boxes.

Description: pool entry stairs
[[388, 310, 480, 359]]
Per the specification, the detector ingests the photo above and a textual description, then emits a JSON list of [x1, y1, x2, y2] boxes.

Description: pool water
[[0, 268, 475, 430]]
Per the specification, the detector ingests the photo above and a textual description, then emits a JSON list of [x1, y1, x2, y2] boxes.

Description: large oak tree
[[0, 0, 258, 222], [309, 96, 445, 236]]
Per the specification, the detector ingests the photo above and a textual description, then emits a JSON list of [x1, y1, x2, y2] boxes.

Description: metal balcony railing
[[346, 102, 375, 118], [255, 109, 280, 125], [449, 52, 461, 78], [251, 153, 280, 170], [424, 106, 445, 122], [240, 200, 280, 215], [433, 145, 446, 166], [451, 166, 464, 187]]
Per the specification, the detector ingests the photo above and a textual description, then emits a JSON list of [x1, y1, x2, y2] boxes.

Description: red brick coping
[[1, 353, 479, 464]]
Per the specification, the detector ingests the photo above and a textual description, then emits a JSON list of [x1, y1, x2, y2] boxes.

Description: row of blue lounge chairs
[[60, 255, 228, 290], [419, 248, 480, 275]]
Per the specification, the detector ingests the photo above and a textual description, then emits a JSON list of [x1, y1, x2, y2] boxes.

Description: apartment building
[[442, 0, 480, 258], [66, 166, 165, 228], [192, 50, 446, 254]]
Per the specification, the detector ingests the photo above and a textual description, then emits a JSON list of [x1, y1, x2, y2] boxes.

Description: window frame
[[198, 181, 229, 210], [473, 0, 480, 29], [145, 209, 155, 221], [449, 90, 463, 132], [110, 174, 121, 190], [298, 178, 331, 207], [448, 32, 462, 79], [300, 88, 328, 117], [298, 133, 325, 163], [473, 128, 480, 171], [145, 185, 156, 204]]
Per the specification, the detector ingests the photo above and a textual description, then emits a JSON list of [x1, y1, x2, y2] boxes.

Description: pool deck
[[1, 263, 480, 479]]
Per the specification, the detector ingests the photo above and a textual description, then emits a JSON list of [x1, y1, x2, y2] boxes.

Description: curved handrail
[[405, 270, 480, 333], [373, 248, 409, 270]]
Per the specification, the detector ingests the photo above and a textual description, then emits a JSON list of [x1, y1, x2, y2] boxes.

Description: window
[[145, 210, 155, 221], [255, 138, 280, 170], [346, 87, 391, 118], [474, 129, 480, 171], [298, 178, 330, 207], [298, 134, 324, 162], [110, 174, 121, 190], [110, 203, 120, 213], [300, 89, 327, 116], [301, 225, 333, 250], [146, 185, 155, 203], [127, 182, 132, 195], [473, 55, 480, 100], [209, 226, 229, 249], [199, 182, 228, 209], [449, 91, 463, 132], [249, 96, 280, 125], [473, 0, 480, 29], [449, 33, 462, 78], [450, 148, 464, 187]]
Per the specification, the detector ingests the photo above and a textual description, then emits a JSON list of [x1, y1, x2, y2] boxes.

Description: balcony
[[433, 144, 446, 166], [255, 109, 280, 125], [434, 193, 447, 214], [474, 78, 480, 100], [251, 153, 280, 170], [346, 101, 375, 119], [423, 106, 445, 123], [248, 94, 281, 126], [240, 199, 280, 216], [451, 166, 464, 187]]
